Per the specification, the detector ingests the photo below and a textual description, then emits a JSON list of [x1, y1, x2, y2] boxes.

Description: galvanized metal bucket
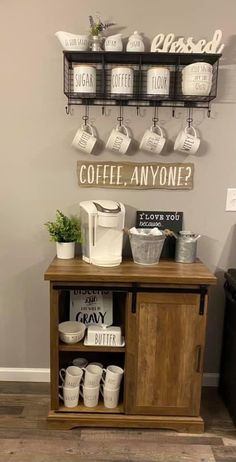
[[175, 231, 201, 263]]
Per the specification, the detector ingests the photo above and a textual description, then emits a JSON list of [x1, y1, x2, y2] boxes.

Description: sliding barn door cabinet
[[44, 258, 216, 432]]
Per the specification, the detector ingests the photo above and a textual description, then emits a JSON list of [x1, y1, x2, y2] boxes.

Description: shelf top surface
[[63, 51, 221, 65], [44, 257, 216, 285]]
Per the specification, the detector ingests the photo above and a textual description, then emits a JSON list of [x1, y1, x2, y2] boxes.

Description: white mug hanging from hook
[[174, 108, 200, 155], [139, 106, 166, 154], [72, 105, 97, 154], [106, 105, 132, 154]]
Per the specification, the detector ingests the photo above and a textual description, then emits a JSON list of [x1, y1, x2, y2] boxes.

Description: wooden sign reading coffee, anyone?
[[77, 161, 194, 190]]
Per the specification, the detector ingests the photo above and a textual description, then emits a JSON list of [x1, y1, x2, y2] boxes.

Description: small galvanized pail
[[175, 231, 201, 264]]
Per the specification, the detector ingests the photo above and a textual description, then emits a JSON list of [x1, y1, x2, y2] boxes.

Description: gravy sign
[[77, 161, 194, 190]]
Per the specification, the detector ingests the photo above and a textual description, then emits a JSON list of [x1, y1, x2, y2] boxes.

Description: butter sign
[[70, 290, 113, 326]]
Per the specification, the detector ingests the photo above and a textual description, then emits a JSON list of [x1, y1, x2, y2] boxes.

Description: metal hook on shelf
[[207, 105, 211, 118], [65, 105, 73, 116], [117, 104, 124, 127], [152, 105, 159, 127], [186, 107, 193, 128], [82, 104, 89, 126]]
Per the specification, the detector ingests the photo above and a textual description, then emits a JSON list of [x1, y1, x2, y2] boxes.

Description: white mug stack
[[79, 364, 103, 407], [100, 365, 124, 409], [59, 365, 83, 408], [182, 62, 213, 96], [59, 363, 124, 409]]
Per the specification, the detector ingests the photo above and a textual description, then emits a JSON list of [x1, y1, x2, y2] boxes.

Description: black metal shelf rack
[[63, 51, 221, 111]]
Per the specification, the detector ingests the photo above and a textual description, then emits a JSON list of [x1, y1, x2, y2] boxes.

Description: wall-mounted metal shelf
[[63, 51, 221, 111]]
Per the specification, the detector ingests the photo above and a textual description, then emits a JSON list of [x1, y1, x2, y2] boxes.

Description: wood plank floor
[[0, 383, 235, 462]]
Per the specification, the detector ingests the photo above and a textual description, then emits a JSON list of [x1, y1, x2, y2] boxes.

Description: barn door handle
[[195, 345, 202, 373]]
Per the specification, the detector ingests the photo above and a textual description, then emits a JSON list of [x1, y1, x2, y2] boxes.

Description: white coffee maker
[[80, 200, 125, 267]]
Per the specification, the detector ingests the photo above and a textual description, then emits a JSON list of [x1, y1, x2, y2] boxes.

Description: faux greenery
[[89, 14, 115, 36], [45, 210, 81, 243]]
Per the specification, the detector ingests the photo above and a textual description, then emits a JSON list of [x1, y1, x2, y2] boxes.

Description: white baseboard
[[0, 368, 219, 386], [0, 368, 50, 382]]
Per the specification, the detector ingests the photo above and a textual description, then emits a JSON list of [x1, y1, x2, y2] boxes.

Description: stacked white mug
[[182, 62, 213, 96], [80, 364, 103, 407], [58, 365, 83, 408], [100, 365, 124, 409]]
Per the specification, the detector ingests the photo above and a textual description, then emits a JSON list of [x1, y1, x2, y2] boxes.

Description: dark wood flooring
[[0, 383, 235, 461]]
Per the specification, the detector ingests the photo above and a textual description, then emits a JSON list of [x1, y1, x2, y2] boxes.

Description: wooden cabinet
[[44, 258, 216, 432]]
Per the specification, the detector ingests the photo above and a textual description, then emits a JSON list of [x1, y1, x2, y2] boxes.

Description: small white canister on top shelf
[[105, 34, 123, 51], [73, 65, 96, 94], [147, 67, 170, 95], [126, 31, 145, 52], [111, 66, 133, 95]]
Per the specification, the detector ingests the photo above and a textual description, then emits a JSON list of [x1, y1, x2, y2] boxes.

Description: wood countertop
[[44, 258, 216, 286]]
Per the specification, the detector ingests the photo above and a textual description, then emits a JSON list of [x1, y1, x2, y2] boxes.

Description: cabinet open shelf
[[63, 51, 221, 110], [58, 401, 124, 414], [59, 342, 125, 353]]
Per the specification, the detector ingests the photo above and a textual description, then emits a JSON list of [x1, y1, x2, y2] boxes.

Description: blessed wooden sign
[[77, 161, 194, 189], [151, 29, 224, 54]]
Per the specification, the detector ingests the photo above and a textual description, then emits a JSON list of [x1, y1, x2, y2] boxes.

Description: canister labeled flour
[[73, 65, 96, 93], [111, 66, 133, 94], [147, 67, 170, 95]]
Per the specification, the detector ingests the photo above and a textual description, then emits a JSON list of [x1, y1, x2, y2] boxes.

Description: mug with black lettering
[[174, 125, 200, 154], [140, 124, 166, 154], [72, 123, 97, 154], [106, 125, 131, 154]]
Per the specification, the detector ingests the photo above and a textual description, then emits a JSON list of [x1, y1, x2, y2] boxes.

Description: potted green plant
[[45, 210, 81, 259]]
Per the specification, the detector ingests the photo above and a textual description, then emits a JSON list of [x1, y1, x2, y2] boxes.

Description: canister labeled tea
[[73, 65, 96, 93], [111, 66, 133, 95], [147, 67, 170, 95]]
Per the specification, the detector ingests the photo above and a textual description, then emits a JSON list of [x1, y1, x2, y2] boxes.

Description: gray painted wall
[[0, 0, 236, 372]]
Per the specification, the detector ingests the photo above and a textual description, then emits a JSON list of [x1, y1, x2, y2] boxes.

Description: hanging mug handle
[[151, 124, 163, 138], [184, 125, 197, 137], [116, 124, 129, 137], [81, 123, 95, 136]]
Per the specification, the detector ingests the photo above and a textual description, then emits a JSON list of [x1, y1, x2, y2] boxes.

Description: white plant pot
[[56, 242, 75, 259]]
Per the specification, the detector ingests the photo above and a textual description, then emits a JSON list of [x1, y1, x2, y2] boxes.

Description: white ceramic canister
[[126, 31, 145, 52], [111, 66, 133, 95], [147, 67, 170, 95], [73, 65, 96, 94], [105, 34, 123, 51]]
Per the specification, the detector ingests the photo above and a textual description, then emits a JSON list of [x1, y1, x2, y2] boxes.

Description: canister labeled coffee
[[111, 66, 133, 95], [147, 67, 170, 95], [73, 65, 96, 93]]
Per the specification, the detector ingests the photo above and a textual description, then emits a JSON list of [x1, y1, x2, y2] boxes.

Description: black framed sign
[[136, 210, 183, 259]]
